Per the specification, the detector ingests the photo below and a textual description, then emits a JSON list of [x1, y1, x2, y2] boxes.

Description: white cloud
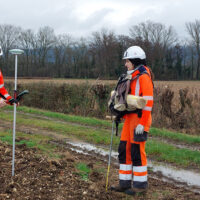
[[0, 0, 200, 38]]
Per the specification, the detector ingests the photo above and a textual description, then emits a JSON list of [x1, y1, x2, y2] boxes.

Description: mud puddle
[[52, 139, 200, 194]]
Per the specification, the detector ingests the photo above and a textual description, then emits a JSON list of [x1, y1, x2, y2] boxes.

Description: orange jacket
[[0, 70, 12, 103], [125, 65, 153, 132]]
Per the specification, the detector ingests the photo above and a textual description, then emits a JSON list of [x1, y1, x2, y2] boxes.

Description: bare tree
[[130, 21, 177, 49], [36, 26, 56, 73], [89, 28, 119, 78], [189, 44, 195, 79], [129, 21, 177, 78], [186, 20, 200, 79], [0, 24, 21, 74], [19, 29, 37, 76], [53, 34, 73, 77]]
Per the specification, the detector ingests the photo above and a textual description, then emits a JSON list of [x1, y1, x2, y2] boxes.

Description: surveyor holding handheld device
[[108, 46, 154, 195], [0, 45, 15, 107]]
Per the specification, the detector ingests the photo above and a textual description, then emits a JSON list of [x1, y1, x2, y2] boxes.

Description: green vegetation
[[150, 127, 200, 144], [151, 192, 159, 200], [75, 163, 91, 181], [0, 130, 58, 157], [3, 106, 114, 129], [2, 106, 200, 145], [146, 140, 200, 167], [0, 111, 120, 146]]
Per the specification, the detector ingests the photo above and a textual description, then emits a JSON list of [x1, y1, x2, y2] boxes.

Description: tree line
[[0, 20, 200, 80]]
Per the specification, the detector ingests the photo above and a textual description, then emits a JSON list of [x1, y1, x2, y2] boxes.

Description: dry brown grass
[[155, 81, 200, 96], [5, 78, 200, 87], [5, 78, 117, 85], [6, 78, 200, 104], [154, 81, 200, 113]]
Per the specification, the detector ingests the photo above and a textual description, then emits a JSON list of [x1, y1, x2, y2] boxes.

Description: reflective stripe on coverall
[[118, 65, 153, 189], [0, 70, 12, 102]]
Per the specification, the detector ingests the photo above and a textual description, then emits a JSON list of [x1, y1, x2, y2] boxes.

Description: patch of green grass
[[161, 190, 171, 198], [0, 129, 12, 142], [150, 127, 200, 144], [0, 131, 30, 146], [4, 106, 200, 145], [146, 140, 200, 167], [0, 130, 58, 157], [151, 192, 159, 200], [0, 111, 120, 147], [75, 162, 91, 181], [3, 106, 117, 129]]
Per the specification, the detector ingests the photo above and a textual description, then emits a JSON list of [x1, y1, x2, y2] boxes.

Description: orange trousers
[[118, 113, 148, 189]]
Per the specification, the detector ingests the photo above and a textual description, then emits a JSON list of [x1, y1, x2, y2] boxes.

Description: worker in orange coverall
[[0, 45, 14, 108], [111, 46, 154, 196]]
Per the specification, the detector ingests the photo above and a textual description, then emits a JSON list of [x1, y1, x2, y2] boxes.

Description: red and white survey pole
[[9, 49, 24, 176]]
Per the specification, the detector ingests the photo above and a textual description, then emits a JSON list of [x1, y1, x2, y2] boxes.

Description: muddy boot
[[125, 187, 148, 195], [110, 185, 131, 193]]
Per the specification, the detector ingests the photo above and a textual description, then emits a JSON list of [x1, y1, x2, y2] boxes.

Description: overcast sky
[[1, 0, 200, 39]]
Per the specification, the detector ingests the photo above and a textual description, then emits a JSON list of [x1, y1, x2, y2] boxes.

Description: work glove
[[135, 124, 144, 134], [8, 90, 29, 105], [134, 124, 147, 142], [8, 98, 18, 105]]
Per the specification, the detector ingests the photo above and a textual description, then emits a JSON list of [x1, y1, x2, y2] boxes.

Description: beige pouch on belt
[[126, 95, 147, 111]]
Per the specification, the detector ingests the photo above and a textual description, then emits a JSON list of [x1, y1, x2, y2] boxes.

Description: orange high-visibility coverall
[[118, 65, 153, 189], [0, 70, 12, 102]]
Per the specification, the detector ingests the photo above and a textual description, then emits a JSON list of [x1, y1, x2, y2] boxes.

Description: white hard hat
[[0, 46, 3, 56], [123, 46, 146, 60]]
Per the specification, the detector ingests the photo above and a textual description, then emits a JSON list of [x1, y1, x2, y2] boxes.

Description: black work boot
[[125, 187, 148, 196], [110, 185, 131, 193]]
